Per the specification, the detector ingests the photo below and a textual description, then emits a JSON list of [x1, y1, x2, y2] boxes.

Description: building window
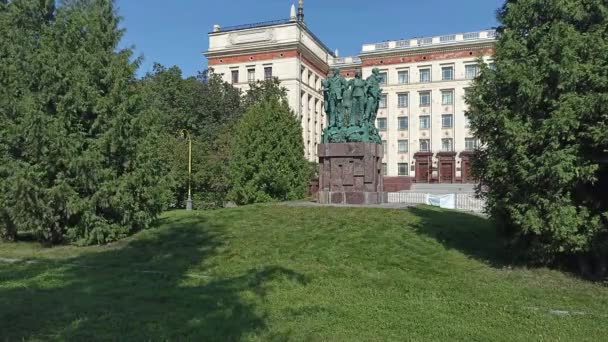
[[398, 163, 408, 176], [420, 115, 430, 129], [379, 94, 387, 108], [465, 114, 471, 128], [377, 118, 387, 131], [441, 90, 453, 105], [378, 72, 388, 85], [398, 93, 408, 108], [382, 140, 388, 154], [382, 163, 387, 176], [419, 92, 431, 107], [442, 66, 454, 81], [465, 64, 479, 79], [442, 114, 453, 128], [264, 66, 273, 80], [398, 70, 409, 84], [398, 140, 408, 153], [420, 139, 430, 152], [489, 62, 496, 71], [465, 138, 478, 151], [419, 68, 431, 83], [442, 138, 453, 152], [247, 68, 255, 83], [231, 70, 239, 84], [398, 117, 408, 130]]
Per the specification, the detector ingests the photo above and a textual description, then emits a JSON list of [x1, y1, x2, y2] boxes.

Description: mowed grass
[[1, 205, 607, 341]]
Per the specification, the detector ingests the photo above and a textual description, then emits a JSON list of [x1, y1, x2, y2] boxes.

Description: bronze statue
[[349, 70, 366, 127], [321, 67, 382, 144], [327, 68, 346, 128], [364, 68, 382, 124]]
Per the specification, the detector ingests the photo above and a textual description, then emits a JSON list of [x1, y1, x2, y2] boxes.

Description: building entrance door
[[417, 162, 430, 183], [462, 160, 473, 183], [440, 162, 454, 183]]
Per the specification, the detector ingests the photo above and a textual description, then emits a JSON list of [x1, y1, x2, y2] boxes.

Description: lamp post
[[179, 129, 193, 211]]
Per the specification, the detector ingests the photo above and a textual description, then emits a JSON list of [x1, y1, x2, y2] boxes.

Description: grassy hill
[[1, 205, 607, 341]]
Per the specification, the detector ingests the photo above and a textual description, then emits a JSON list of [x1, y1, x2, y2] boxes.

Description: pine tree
[[228, 91, 309, 205], [0, 0, 171, 244], [466, 0, 608, 274]]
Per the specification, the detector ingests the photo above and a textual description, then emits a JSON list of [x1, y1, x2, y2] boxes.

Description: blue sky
[[117, 0, 504, 78]]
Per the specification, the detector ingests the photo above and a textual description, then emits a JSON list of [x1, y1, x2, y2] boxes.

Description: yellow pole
[[180, 129, 193, 211], [188, 135, 192, 201]]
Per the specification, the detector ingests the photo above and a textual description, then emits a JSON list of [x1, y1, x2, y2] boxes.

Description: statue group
[[321, 67, 383, 144]]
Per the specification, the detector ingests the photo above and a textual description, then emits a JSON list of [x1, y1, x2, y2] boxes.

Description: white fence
[[387, 192, 486, 213]]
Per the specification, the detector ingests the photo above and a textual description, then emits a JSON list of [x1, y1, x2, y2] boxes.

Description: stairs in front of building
[[408, 183, 476, 194]]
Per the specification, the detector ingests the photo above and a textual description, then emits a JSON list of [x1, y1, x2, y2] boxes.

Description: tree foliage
[[138, 65, 244, 209], [229, 87, 309, 205], [466, 0, 608, 273], [0, 0, 171, 244]]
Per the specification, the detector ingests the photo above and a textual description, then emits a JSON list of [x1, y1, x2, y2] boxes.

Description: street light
[[179, 129, 193, 211]]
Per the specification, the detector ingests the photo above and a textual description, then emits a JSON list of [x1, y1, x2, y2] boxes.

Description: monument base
[[317, 143, 385, 205], [317, 191, 387, 205]]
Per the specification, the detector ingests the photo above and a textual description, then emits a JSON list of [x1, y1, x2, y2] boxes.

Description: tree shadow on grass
[[408, 206, 508, 268], [0, 214, 307, 341]]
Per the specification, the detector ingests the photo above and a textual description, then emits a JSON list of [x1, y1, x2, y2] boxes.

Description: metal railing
[[218, 18, 292, 33], [387, 192, 486, 213]]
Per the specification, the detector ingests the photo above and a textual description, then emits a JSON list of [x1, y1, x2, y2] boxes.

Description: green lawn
[[1, 205, 607, 341]]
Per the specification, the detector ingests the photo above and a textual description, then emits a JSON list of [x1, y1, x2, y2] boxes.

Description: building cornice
[[359, 41, 496, 60]]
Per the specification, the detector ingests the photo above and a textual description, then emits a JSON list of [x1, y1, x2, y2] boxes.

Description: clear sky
[[117, 0, 504, 78]]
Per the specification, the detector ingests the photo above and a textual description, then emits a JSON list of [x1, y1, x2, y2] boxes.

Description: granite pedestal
[[317, 143, 386, 205]]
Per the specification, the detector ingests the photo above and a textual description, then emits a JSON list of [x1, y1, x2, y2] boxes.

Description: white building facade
[[205, 3, 496, 183], [204, 5, 332, 162]]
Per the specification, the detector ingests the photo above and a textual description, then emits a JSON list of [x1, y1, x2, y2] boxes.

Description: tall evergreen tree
[[466, 0, 608, 274], [0, 0, 171, 244], [228, 86, 309, 205]]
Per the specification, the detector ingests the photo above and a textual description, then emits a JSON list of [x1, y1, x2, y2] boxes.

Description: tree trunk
[[594, 254, 607, 280], [577, 254, 593, 278]]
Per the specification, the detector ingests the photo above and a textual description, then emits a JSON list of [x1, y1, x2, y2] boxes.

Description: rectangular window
[[419, 92, 431, 107], [382, 163, 387, 176], [247, 69, 255, 83], [382, 140, 388, 154], [420, 139, 430, 152], [398, 163, 408, 176], [231, 70, 239, 84], [420, 115, 430, 129], [264, 66, 273, 80], [465, 114, 471, 128], [489, 62, 496, 71], [441, 66, 454, 81], [398, 70, 409, 84], [419, 68, 431, 83], [442, 114, 453, 128], [398, 93, 408, 108], [398, 117, 409, 130], [441, 90, 453, 105], [465, 64, 479, 79], [377, 118, 387, 131], [442, 138, 453, 152], [398, 140, 408, 153], [378, 72, 388, 85], [465, 138, 478, 151], [379, 94, 387, 108]]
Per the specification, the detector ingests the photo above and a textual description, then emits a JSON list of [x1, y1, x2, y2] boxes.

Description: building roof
[[361, 30, 497, 55], [210, 19, 335, 58]]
